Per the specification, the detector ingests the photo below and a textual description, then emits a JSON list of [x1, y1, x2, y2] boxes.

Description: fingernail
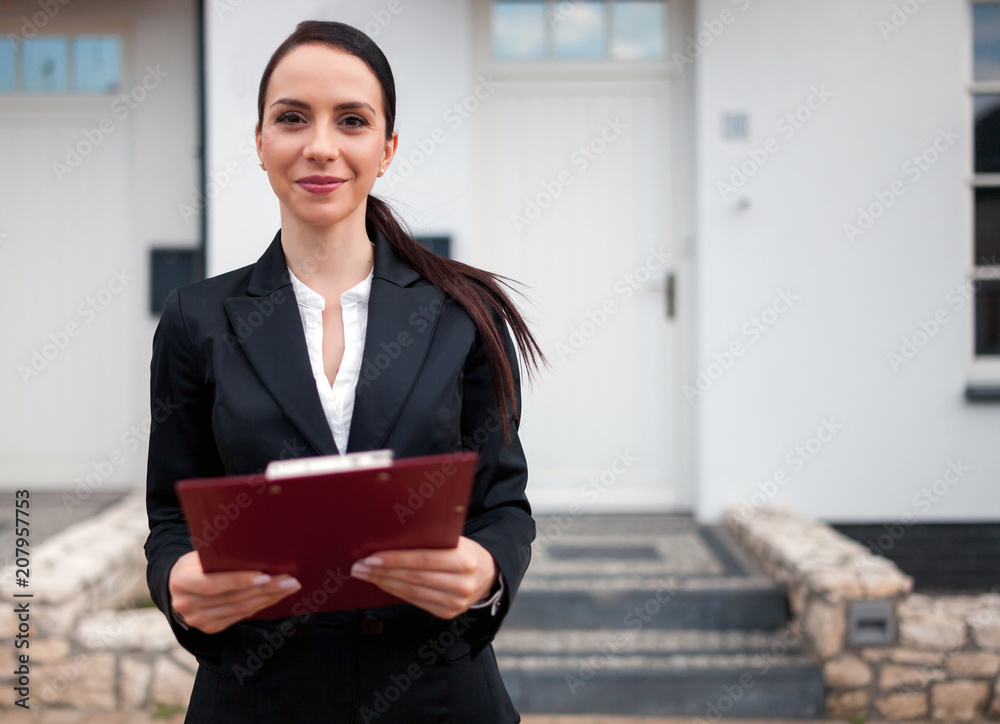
[[252, 574, 271, 585], [362, 557, 383, 566], [351, 563, 371, 579], [279, 578, 301, 590]]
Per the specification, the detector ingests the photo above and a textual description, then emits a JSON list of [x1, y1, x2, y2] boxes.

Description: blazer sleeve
[[458, 310, 535, 653], [143, 287, 229, 660]]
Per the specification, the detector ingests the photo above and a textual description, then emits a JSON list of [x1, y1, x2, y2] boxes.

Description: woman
[[143, 19, 545, 723]]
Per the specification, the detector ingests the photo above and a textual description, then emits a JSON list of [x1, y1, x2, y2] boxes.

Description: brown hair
[[257, 20, 546, 442]]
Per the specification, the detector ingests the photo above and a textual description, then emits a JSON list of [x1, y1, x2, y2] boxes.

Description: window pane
[[975, 279, 1000, 355], [975, 94, 1000, 173], [976, 188, 1000, 266], [0, 39, 14, 92], [492, 1, 546, 60], [22, 36, 67, 93], [553, 0, 605, 59], [74, 35, 121, 93], [612, 0, 666, 60], [974, 3, 1000, 81]]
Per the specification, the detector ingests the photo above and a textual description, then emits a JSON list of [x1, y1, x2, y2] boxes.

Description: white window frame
[[968, 0, 1000, 383], [475, 0, 674, 83], [0, 17, 130, 109]]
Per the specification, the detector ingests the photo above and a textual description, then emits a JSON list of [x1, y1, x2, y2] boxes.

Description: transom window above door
[[490, 0, 667, 61], [0, 34, 122, 94]]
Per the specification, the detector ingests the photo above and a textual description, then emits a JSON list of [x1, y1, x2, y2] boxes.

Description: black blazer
[[143, 228, 534, 723]]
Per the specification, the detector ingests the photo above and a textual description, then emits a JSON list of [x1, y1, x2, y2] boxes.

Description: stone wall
[[0, 491, 196, 712], [5, 489, 999, 718], [726, 505, 1000, 720]]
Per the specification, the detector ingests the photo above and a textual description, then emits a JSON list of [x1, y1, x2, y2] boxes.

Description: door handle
[[665, 272, 675, 319]]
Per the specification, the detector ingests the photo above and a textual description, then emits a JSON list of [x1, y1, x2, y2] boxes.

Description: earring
[[259, 161, 266, 170]]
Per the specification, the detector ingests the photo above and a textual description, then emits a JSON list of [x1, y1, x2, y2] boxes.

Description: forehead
[[267, 43, 382, 108]]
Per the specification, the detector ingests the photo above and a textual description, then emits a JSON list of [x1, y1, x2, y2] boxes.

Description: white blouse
[[287, 264, 372, 456]]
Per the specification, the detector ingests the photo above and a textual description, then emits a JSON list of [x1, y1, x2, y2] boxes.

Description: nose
[[303, 119, 339, 163]]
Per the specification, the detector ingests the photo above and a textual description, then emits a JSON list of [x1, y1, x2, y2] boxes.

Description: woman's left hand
[[350, 536, 498, 619]]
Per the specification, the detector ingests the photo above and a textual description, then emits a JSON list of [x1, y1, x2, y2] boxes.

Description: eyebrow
[[269, 98, 376, 114]]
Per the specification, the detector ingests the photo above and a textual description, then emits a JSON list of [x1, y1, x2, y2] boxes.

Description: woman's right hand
[[168, 550, 302, 634]]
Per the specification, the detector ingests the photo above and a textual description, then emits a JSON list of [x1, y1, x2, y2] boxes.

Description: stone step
[[495, 627, 825, 718], [510, 518, 789, 631], [496, 516, 823, 716], [507, 578, 788, 632], [495, 628, 807, 656]]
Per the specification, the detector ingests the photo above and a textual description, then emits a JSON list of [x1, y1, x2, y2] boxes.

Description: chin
[[288, 203, 361, 229]]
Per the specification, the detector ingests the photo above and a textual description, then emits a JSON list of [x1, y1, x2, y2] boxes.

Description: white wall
[[0, 0, 199, 490], [693, 0, 1000, 521], [206, 0, 474, 275]]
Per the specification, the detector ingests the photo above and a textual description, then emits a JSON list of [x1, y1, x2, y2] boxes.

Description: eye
[[276, 111, 304, 125], [342, 114, 370, 129]]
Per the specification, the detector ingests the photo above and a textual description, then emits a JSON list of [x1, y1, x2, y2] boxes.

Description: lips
[[296, 176, 345, 195], [298, 175, 345, 184]]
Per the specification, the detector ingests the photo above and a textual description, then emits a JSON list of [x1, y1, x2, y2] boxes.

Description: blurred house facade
[[1, 0, 998, 535]]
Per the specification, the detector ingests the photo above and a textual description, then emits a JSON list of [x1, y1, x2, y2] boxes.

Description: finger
[[362, 575, 466, 618], [183, 585, 302, 632], [359, 548, 472, 574], [185, 579, 301, 611], [194, 571, 296, 597], [172, 558, 264, 590], [357, 566, 472, 596], [171, 552, 280, 595], [175, 562, 300, 598], [230, 586, 300, 620], [175, 576, 301, 618]]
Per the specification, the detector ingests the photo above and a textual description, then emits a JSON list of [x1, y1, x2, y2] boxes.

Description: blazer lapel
[[346, 230, 444, 452], [224, 227, 444, 458], [224, 230, 338, 456]]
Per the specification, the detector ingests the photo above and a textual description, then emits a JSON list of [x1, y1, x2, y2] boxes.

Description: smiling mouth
[[296, 179, 345, 195]]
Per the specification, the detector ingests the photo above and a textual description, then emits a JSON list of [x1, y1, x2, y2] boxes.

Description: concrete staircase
[[495, 515, 825, 718]]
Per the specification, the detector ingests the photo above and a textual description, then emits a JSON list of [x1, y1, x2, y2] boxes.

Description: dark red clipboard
[[174, 451, 478, 619]]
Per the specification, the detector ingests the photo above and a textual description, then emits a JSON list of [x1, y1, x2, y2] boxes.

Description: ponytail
[[257, 20, 547, 443], [365, 195, 546, 444]]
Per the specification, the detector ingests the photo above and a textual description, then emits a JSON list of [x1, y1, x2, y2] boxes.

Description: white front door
[[0, 105, 137, 487], [468, 3, 683, 512]]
